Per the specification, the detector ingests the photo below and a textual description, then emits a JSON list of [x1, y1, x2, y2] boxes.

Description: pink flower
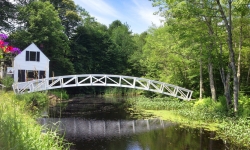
[[0, 40, 4, 47]]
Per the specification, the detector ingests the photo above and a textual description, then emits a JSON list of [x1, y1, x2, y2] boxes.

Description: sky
[[73, 0, 164, 34]]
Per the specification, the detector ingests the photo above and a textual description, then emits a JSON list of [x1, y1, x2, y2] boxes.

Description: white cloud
[[79, 0, 121, 18], [131, 0, 163, 26], [74, 0, 163, 33]]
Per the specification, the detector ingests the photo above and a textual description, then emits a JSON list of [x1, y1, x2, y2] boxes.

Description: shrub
[[15, 92, 48, 114], [192, 97, 228, 121], [49, 89, 69, 100], [0, 76, 14, 91], [238, 94, 250, 118]]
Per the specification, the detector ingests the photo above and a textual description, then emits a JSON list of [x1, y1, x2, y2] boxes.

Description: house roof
[[14, 43, 50, 61]]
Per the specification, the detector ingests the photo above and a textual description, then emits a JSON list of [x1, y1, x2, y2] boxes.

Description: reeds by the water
[[0, 92, 70, 150]]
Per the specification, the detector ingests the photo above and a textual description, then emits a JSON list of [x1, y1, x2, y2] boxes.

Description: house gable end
[[14, 43, 50, 62]]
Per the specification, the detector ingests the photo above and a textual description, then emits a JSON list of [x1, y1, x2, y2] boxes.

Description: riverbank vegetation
[[0, 91, 70, 150], [1, 0, 250, 149], [104, 87, 142, 98], [127, 96, 250, 148]]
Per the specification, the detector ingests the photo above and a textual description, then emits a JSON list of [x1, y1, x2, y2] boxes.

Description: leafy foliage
[[15, 92, 48, 114], [0, 76, 14, 91], [0, 92, 70, 150], [49, 89, 69, 100], [238, 94, 250, 117], [45, 0, 81, 37], [0, 0, 16, 31]]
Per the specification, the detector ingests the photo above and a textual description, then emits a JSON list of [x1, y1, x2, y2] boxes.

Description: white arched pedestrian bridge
[[12, 74, 193, 100]]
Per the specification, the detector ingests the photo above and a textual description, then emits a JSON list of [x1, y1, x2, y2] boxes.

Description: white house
[[13, 43, 50, 83]]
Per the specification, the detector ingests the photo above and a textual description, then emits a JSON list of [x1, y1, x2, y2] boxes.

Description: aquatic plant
[[218, 118, 250, 148], [128, 96, 192, 110]]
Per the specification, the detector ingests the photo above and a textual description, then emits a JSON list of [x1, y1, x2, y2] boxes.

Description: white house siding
[[13, 43, 50, 83]]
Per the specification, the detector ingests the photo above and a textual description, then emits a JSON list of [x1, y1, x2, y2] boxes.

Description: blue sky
[[73, 0, 164, 34]]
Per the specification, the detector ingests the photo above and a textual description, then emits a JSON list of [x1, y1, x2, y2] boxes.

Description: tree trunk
[[204, 16, 217, 101], [216, 0, 239, 112], [208, 62, 216, 101], [219, 63, 232, 110], [237, 17, 243, 93], [247, 65, 250, 85], [225, 71, 232, 110], [200, 46, 203, 100], [218, 44, 232, 110]]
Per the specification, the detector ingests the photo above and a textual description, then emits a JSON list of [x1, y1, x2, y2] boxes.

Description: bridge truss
[[12, 74, 193, 100]]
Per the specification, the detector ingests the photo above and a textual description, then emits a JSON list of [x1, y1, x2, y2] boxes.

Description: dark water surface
[[42, 97, 239, 150]]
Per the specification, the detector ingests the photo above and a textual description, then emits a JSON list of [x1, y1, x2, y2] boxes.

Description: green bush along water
[[49, 89, 69, 100], [104, 87, 142, 97], [0, 91, 71, 150], [127, 96, 250, 148]]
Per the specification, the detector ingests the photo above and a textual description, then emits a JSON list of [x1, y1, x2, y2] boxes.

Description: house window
[[39, 71, 46, 79], [26, 70, 37, 81], [18, 70, 25, 82], [18, 70, 46, 82], [26, 51, 40, 62]]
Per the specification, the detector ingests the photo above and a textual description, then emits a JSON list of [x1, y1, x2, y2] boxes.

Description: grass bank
[[144, 110, 218, 130], [127, 96, 250, 148], [0, 91, 70, 150]]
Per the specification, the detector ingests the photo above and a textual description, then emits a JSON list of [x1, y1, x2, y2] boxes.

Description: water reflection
[[39, 118, 228, 150], [38, 118, 174, 139]]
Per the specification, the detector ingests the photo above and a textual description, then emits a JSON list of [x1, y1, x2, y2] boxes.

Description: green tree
[[11, 1, 74, 76], [129, 32, 148, 77], [0, 0, 16, 31], [108, 20, 136, 75], [216, 0, 239, 112], [149, 0, 250, 112], [77, 6, 96, 26], [70, 22, 113, 74], [44, 0, 81, 38]]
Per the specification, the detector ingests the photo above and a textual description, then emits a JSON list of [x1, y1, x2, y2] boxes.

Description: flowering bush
[[0, 33, 21, 59]]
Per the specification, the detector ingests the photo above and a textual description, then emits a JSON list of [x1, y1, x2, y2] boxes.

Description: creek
[[39, 96, 240, 150]]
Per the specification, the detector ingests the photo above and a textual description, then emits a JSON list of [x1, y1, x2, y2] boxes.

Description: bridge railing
[[12, 74, 193, 100]]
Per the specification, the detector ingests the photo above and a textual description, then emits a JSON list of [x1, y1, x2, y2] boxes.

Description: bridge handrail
[[12, 74, 193, 100], [0, 84, 6, 88]]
